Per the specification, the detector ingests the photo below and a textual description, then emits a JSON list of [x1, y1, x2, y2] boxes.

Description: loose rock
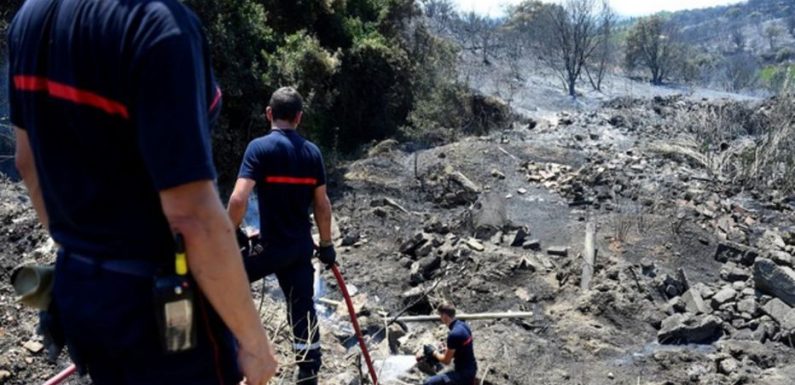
[[754, 258, 795, 307], [682, 288, 708, 314], [711, 286, 737, 309], [547, 246, 569, 257], [22, 340, 43, 354], [658, 314, 723, 344], [465, 239, 485, 252]]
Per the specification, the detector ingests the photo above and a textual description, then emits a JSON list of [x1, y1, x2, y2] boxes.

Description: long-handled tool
[[330, 264, 379, 385], [42, 364, 75, 385]]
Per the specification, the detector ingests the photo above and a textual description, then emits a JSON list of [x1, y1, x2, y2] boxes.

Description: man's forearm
[[15, 127, 50, 229], [314, 196, 333, 242], [227, 195, 247, 228], [162, 182, 270, 350], [21, 169, 49, 229]]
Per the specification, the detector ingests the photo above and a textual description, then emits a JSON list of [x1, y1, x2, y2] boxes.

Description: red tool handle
[[331, 264, 379, 385], [43, 364, 76, 385]]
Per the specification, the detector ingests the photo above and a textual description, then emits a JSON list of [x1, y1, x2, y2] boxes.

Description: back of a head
[[437, 303, 457, 319], [269, 87, 303, 121]]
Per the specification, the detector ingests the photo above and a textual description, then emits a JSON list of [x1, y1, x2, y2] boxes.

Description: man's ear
[[293, 111, 303, 127], [265, 107, 273, 123]]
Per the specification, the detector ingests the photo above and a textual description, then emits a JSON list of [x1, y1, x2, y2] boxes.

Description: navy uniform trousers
[[54, 250, 240, 385], [243, 239, 321, 373]]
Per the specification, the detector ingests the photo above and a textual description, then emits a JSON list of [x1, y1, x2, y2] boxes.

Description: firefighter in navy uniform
[[418, 303, 478, 385], [8, 0, 277, 384], [227, 87, 335, 385]]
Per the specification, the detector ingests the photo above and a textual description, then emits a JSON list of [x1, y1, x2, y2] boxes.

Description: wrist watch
[[319, 239, 334, 247]]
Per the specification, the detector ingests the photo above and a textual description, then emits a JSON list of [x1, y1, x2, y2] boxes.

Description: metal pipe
[[389, 312, 535, 322]]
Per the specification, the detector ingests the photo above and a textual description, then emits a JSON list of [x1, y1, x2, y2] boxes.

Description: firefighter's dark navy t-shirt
[[447, 319, 477, 376], [8, 0, 222, 260], [238, 129, 326, 246]]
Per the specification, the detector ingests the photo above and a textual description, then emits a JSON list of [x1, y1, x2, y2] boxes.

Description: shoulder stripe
[[265, 176, 317, 185], [14, 75, 129, 119]]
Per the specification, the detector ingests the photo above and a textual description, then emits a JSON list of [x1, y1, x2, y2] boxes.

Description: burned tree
[[457, 11, 501, 65], [534, 0, 612, 98], [625, 16, 683, 86], [585, 2, 617, 92]]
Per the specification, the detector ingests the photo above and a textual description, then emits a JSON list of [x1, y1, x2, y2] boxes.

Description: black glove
[[316, 244, 337, 268], [423, 344, 438, 363]]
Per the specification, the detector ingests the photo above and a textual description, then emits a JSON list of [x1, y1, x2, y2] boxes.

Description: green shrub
[[759, 64, 795, 94]]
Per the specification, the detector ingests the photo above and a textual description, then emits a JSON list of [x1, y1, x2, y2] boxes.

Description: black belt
[[63, 251, 162, 278]]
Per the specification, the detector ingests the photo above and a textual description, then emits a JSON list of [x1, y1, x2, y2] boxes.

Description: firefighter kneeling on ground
[[227, 87, 336, 385], [417, 303, 478, 385]]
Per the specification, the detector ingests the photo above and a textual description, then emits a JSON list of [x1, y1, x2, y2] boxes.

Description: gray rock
[[757, 230, 786, 251], [387, 324, 407, 353], [767, 250, 793, 267], [465, 239, 485, 252], [717, 340, 778, 369], [418, 255, 442, 278], [666, 297, 685, 315], [658, 314, 723, 344], [659, 273, 687, 299], [415, 242, 434, 258], [522, 239, 541, 250], [641, 259, 657, 278], [718, 358, 740, 375], [423, 217, 449, 234], [715, 241, 759, 266], [754, 258, 795, 307], [23, 340, 44, 354], [731, 328, 765, 342], [693, 282, 715, 299], [761, 298, 795, 331], [711, 287, 737, 309], [449, 171, 480, 194], [736, 298, 757, 316], [732, 281, 746, 291], [682, 288, 708, 314], [341, 232, 361, 247], [510, 228, 529, 247], [721, 264, 751, 282], [400, 233, 430, 256], [547, 246, 569, 257]]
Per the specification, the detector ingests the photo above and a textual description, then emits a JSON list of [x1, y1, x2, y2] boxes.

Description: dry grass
[[649, 96, 795, 194]]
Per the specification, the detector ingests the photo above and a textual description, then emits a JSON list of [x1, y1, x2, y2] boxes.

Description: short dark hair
[[269, 87, 303, 121], [437, 303, 456, 318]]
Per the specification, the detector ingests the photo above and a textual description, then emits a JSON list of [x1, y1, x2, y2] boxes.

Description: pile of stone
[[651, 227, 795, 363]]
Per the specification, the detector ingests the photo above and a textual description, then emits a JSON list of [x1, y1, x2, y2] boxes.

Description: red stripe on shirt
[[462, 336, 473, 346], [209, 85, 222, 111], [14, 75, 130, 119], [265, 176, 318, 185]]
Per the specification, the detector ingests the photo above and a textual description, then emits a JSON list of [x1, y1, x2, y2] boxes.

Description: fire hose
[[330, 264, 379, 385], [42, 364, 75, 385]]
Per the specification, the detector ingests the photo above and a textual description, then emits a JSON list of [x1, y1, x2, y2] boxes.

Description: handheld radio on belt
[[153, 233, 197, 353]]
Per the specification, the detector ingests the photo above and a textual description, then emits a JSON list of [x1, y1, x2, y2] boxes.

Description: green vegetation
[[624, 16, 685, 85], [1, 1, 485, 187], [759, 64, 795, 94], [183, 0, 474, 187]]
